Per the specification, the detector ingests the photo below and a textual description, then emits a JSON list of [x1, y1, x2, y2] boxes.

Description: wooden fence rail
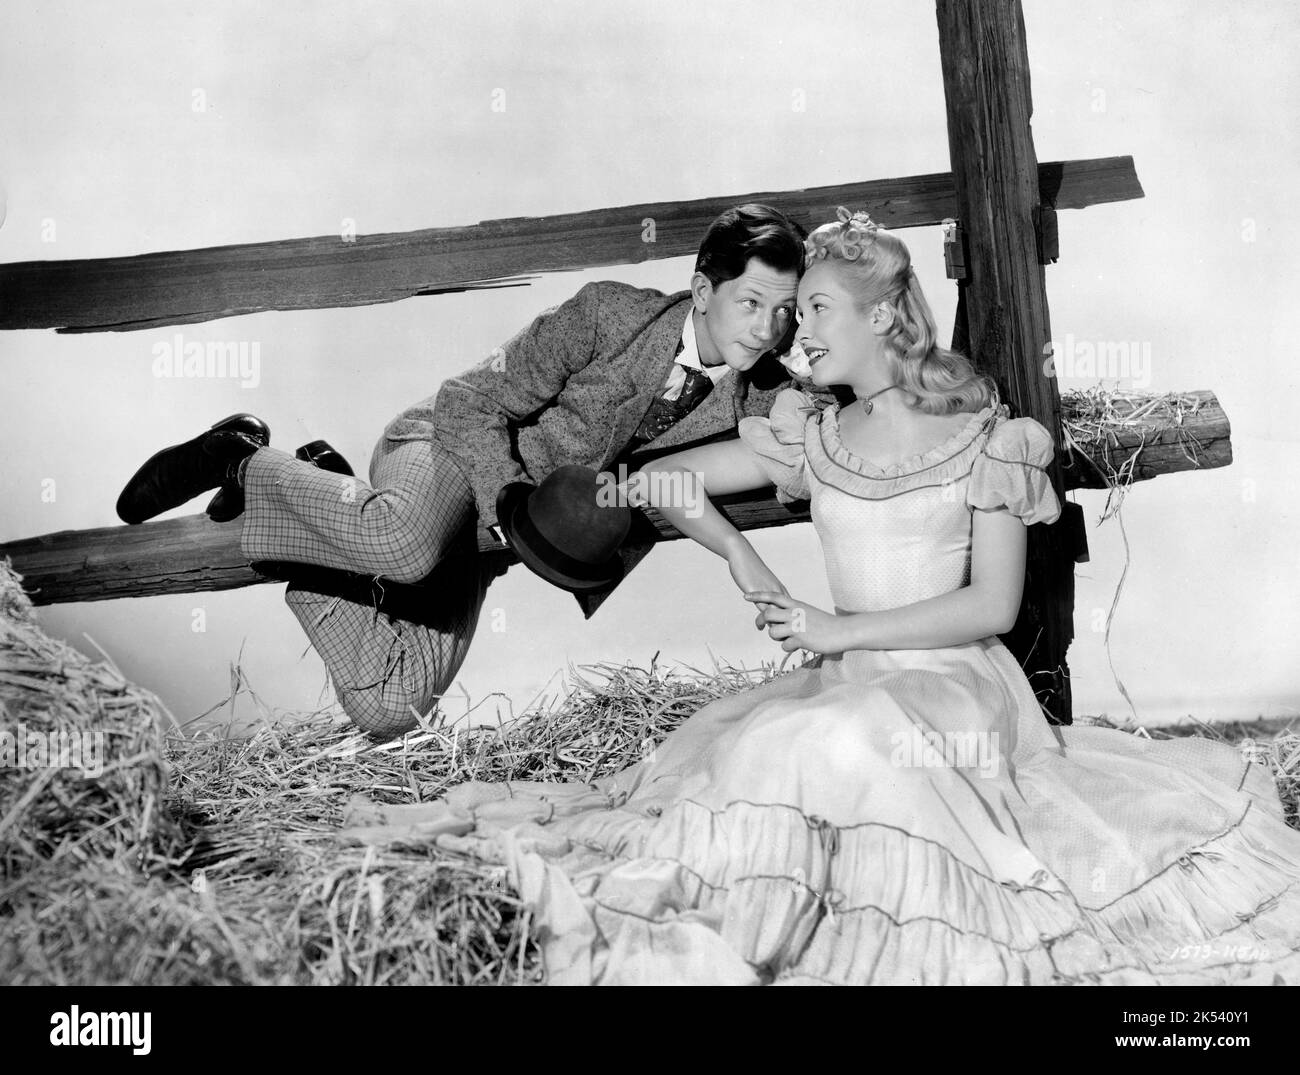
[[1, 390, 1228, 606], [0, 157, 1142, 335]]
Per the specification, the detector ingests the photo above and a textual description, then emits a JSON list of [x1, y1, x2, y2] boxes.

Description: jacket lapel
[[635, 369, 739, 451], [598, 299, 691, 469]]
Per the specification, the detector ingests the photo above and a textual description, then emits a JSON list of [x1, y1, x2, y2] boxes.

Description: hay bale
[[0, 558, 174, 900]]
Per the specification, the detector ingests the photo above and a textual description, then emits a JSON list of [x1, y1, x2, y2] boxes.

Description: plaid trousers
[[241, 436, 503, 739]]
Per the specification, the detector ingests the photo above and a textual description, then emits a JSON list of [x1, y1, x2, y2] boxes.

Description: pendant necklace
[[859, 385, 900, 415]]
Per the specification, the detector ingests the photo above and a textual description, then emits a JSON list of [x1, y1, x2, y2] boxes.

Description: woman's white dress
[[345, 390, 1300, 985]]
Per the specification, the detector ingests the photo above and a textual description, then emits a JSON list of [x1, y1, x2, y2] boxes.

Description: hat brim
[[497, 481, 626, 594]]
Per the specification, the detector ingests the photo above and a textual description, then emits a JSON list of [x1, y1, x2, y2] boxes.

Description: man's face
[[693, 259, 799, 372]]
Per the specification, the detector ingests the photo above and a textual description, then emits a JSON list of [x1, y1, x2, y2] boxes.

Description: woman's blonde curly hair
[[805, 208, 996, 415]]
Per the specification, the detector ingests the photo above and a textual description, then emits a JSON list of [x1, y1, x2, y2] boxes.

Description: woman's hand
[[743, 591, 848, 654]]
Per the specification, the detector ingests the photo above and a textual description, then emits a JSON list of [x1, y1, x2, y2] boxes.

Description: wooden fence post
[[936, 0, 1078, 723]]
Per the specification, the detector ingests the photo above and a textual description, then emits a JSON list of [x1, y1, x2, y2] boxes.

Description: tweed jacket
[[381, 280, 815, 615], [384, 280, 802, 528]]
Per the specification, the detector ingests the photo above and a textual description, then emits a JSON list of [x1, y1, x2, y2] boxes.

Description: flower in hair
[[778, 340, 814, 379]]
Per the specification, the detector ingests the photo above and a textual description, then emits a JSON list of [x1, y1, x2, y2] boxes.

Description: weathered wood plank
[[1061, 390, 1232, 489], [0, 158, 1142, 335], [0, 394, 1230, 607], [0, 495, 798, 606], [938, 0, 1076, 723]]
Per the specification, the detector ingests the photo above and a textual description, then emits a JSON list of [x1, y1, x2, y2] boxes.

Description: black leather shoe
[[204, 486, 244, 524], [115, 414, 270, 525], [205, 438, 354, 522], [295, 439, 354, 477]]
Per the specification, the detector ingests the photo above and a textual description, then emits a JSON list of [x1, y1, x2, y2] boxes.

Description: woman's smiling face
[[794, 260, 876, 388]]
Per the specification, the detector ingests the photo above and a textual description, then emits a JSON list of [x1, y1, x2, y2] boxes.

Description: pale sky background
[[1, 0, 1297, 731]]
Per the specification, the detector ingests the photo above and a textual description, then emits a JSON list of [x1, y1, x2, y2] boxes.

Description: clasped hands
[[744, 590, 848, 655], [727, 541, 847, 655]]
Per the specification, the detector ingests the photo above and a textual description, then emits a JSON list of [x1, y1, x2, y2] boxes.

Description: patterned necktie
[[631, 366, 716, 446], [673, 366, 716, 410]]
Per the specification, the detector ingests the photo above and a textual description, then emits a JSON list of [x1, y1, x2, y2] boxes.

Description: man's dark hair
[[694, 203, 807, 287]]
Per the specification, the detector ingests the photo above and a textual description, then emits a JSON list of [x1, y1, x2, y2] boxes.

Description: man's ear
[[690, 271, 715, 312]]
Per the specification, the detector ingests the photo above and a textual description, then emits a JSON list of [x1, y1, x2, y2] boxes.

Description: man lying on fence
[[115, 204, 814, 738]]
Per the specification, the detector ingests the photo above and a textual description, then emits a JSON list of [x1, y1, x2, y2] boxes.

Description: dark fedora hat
[[496, 466, 631, 593]]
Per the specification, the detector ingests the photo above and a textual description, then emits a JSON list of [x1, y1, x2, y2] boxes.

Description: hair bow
[[835, 206, 878, 235]]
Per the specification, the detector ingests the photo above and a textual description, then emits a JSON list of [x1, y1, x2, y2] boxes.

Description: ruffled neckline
[[818, 403, 1003, 479]]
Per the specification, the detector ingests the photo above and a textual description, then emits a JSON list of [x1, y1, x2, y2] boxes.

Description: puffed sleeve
[[737, 388, 816, 503], [967, 417, 1062, 525]]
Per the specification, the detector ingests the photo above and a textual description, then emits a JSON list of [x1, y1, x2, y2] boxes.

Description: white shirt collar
[[678, 307, 732, 386]]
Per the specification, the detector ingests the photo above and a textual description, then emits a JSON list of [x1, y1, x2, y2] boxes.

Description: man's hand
[[726, 542, 787, 608], [744, 591, 847, 655]]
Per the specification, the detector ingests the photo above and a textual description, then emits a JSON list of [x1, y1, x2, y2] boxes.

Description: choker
[[859, 385, 900, 415]]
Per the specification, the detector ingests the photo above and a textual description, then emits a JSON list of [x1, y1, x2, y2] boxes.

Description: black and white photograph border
[[1, 0, 1297, 1026]]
